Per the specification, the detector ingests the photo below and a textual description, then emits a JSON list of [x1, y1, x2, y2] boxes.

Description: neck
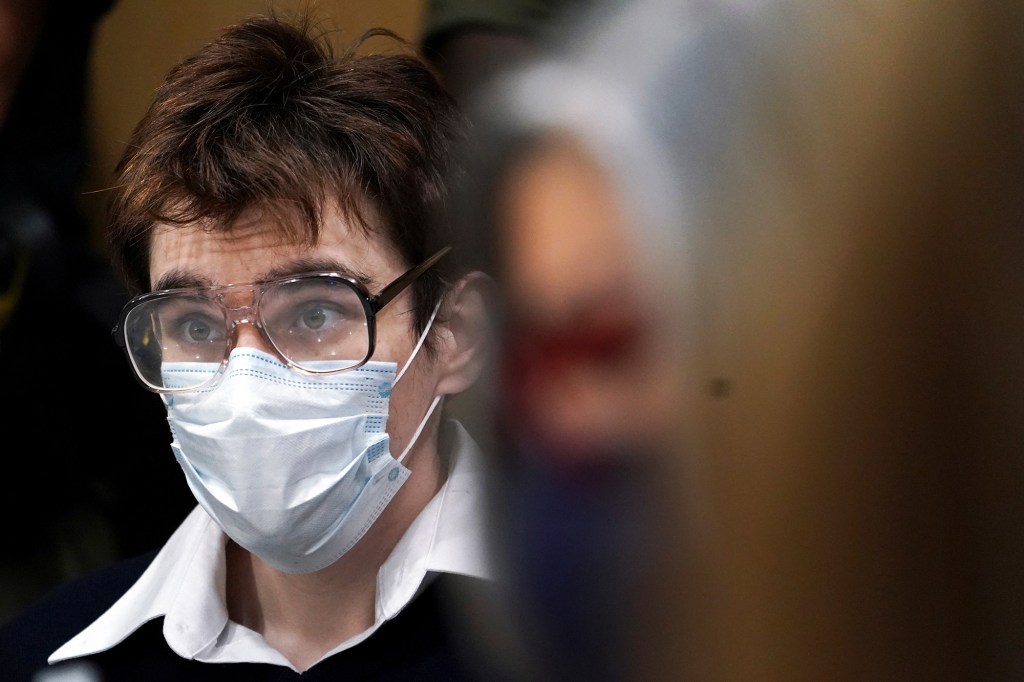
[[226, 540, 377, 670]]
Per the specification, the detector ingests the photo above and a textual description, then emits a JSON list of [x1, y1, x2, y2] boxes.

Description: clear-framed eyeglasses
[[112, 246, 451, 394]]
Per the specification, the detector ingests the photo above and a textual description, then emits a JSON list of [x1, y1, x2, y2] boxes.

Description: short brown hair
[[107, 12, 466, 340]]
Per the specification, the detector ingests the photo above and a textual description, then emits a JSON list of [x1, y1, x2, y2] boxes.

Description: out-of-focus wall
[[82, 0, 424, 245]]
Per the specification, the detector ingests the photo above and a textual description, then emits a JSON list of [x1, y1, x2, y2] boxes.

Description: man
[[0, 12, 502, 680]]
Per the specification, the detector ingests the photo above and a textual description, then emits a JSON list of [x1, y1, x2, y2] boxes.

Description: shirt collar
[[50, 420, 491, 668], [377, 420, 493, 619]]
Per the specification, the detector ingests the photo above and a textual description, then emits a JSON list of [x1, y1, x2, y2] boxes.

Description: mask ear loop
[[395, 296, 444, 384], [395, 296, 446, 464], [398, 394, 443, 464]]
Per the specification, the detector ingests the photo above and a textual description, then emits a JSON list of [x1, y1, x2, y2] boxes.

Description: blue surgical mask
[[163, 309, 442, 574]]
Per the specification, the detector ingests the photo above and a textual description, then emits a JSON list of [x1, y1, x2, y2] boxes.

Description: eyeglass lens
[[123, 276, 371, 391]]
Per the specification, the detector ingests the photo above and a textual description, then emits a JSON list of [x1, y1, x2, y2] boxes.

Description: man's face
[[148, 202, 441, 462]]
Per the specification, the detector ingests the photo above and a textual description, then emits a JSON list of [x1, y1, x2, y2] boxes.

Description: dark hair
[[107, 12, 467, 343]]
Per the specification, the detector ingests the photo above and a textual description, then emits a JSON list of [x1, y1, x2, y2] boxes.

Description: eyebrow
[[264, 257, 377, 287], [152, 270, 212, 291], [151, 257, 380, 293]]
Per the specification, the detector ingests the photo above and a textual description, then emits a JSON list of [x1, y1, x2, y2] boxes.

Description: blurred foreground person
[[0, 12, 504, 681], [450, 1, 700, 679], [456, 0, 1024, 680]]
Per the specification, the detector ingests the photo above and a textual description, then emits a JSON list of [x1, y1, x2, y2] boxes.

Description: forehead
[[148, 204, 403, 290]]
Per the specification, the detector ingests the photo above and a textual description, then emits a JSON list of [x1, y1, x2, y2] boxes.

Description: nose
[[232, 320, 275, 354], [220, 288, 275, 356]]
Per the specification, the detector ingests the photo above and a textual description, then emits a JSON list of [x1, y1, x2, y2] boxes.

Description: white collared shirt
[[49, 421, 492, 672]]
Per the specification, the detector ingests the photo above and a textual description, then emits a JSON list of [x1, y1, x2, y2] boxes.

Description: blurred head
[[492, 132, 680, 465], [445, 2, 705, 679], [455, 0, 702, 469]]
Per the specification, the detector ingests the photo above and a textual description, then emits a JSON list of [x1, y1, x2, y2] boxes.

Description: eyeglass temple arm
[[369, 245, 452, 312]]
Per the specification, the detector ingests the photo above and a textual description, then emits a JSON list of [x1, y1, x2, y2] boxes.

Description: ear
[[434, 271, 496, 396]]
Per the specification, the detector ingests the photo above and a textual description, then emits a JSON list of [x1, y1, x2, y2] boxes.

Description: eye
[[151, 296, 225, 347], [289, 298, 358, 333], [181, 315, 216, 341], [170, 310, 225, 345], [263, 278, 365, 338], [299, 301, 330, 330], [260, 277, 371, 366]]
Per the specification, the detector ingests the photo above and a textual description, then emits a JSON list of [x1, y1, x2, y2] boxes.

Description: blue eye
[[169, 309, 225, 345], [297, 301, 345, 331], [184, 317, 214, 341]]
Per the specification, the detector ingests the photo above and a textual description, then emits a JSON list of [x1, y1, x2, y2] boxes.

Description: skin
[[149, 201, 489, 671]]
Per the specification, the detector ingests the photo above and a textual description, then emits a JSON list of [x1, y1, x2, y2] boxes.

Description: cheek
[[371, 320, 416, 367], [382, 351, 442, 459], [377, 328, 433, 411], [390, 348, 437, 409]]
